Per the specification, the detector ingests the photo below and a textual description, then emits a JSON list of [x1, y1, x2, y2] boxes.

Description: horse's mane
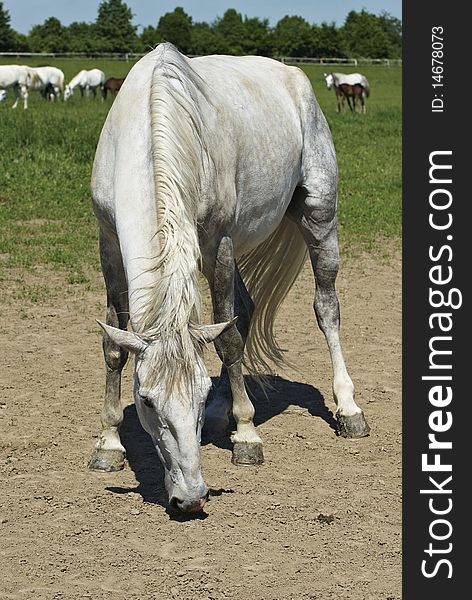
[[137, 43, 212, 395]]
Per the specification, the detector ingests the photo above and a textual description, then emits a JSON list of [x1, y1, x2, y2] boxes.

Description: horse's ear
[[192, 317, 238, 344], [97, 321, 148, 354]]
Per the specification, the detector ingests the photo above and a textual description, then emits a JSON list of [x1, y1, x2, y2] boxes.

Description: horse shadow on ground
[[105, 375, 336, 519]]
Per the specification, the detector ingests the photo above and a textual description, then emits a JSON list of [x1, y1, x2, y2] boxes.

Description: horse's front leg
[[336, 90, 341, 113], [89, 229, 129, 471], [204, 258, 253, 438], [208, 236, 263, 465], [11, 84, 19, 109]]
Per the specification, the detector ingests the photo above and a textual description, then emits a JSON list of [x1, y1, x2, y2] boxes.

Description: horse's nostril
[[170, 496, 182, 510]]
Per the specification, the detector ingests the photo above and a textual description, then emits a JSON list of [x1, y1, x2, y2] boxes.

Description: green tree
[[242, 17, 272, 56], [378, 11, 402, 58], [272, 15, 315, 57], [28, 17, 70, 53], [139, 25, 162, 52], [66, 22, 100, 53], [156, 7, 192, 53], [312, 22, 345, 58], [11, 31, 31, 52], [190, 22, 227, 55], [0, 1, 17, 51], [341, 10, 391, 58], [214, 9, 246, 55], [95, 0, 137, 52]]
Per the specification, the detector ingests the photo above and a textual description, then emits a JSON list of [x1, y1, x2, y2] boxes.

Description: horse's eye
[[140, 394, 154, 409]]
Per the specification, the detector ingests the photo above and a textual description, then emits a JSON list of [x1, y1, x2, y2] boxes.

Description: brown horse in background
[[102, 77, 125, 99], [338, 83, 366, 113]]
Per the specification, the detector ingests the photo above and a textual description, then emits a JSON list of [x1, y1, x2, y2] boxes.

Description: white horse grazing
[[324, 72, 370, 113], [0, 65, 39, 109], [30, 66, 65, 100], [64, 69, 105, 100], [90, 43, 369, 513]]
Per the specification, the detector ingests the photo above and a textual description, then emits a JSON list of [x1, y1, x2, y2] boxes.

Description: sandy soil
[[0, 244, 401, 600]]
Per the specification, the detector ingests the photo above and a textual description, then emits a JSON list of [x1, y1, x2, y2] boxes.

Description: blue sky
[[5, 1, 402, 34]]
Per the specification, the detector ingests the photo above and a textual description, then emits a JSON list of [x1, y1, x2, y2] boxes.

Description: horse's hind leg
[[22, 86, 28, 110], [289, 182, 370, 438], [89, 229, 129, 471], [208, 237, 263, 465]]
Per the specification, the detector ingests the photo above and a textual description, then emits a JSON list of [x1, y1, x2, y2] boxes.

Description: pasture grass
[[303, 65, 402, 251], [0, 58, 401, 283]]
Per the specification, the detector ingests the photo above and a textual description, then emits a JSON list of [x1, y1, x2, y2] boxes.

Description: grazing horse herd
[[0, 64, 126, 108], [0, 62, 370, 115]]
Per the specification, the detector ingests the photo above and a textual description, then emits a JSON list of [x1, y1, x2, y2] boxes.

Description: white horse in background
[[29, 66, 65, 100], [324, 72, 370, 113], [0, 65, 39, 109], [90, 43, 370, 514], [64, 69, 105, 100]]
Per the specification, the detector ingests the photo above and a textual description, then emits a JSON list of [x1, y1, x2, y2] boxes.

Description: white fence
[[278, 57, 402, 66], [0, 51, 402, 66]]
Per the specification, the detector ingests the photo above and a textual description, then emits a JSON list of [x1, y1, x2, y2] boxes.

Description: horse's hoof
[[88, 449, 125, 472], [232, 442, 264, 466], [336, 411, 370, 438]]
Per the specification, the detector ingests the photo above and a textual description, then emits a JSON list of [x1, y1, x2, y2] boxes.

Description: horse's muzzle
[[170, 490, 209, 513]]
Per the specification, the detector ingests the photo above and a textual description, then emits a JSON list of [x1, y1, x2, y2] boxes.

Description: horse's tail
[[58, 71, 64, 94], [25, 67, 41, 89], [238, 217, 307, 374]]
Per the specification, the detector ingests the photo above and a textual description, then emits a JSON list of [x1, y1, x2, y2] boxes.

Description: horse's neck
[[70, 73, 85, 88]]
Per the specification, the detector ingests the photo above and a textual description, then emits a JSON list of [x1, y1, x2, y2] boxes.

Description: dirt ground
[[0, 243, 401, 600]]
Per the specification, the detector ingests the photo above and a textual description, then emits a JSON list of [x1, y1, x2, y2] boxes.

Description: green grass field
[[0, 58, 401, 284]]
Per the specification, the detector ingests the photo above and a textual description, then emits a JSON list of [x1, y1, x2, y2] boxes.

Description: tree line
[[0, 0, 402, 59]]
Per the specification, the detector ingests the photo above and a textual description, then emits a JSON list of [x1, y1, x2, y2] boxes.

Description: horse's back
[[0, 65, 26, 87], [334, 72, 368, 88], [93, 45, 334, 255], [88, 69, 105, 85]]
